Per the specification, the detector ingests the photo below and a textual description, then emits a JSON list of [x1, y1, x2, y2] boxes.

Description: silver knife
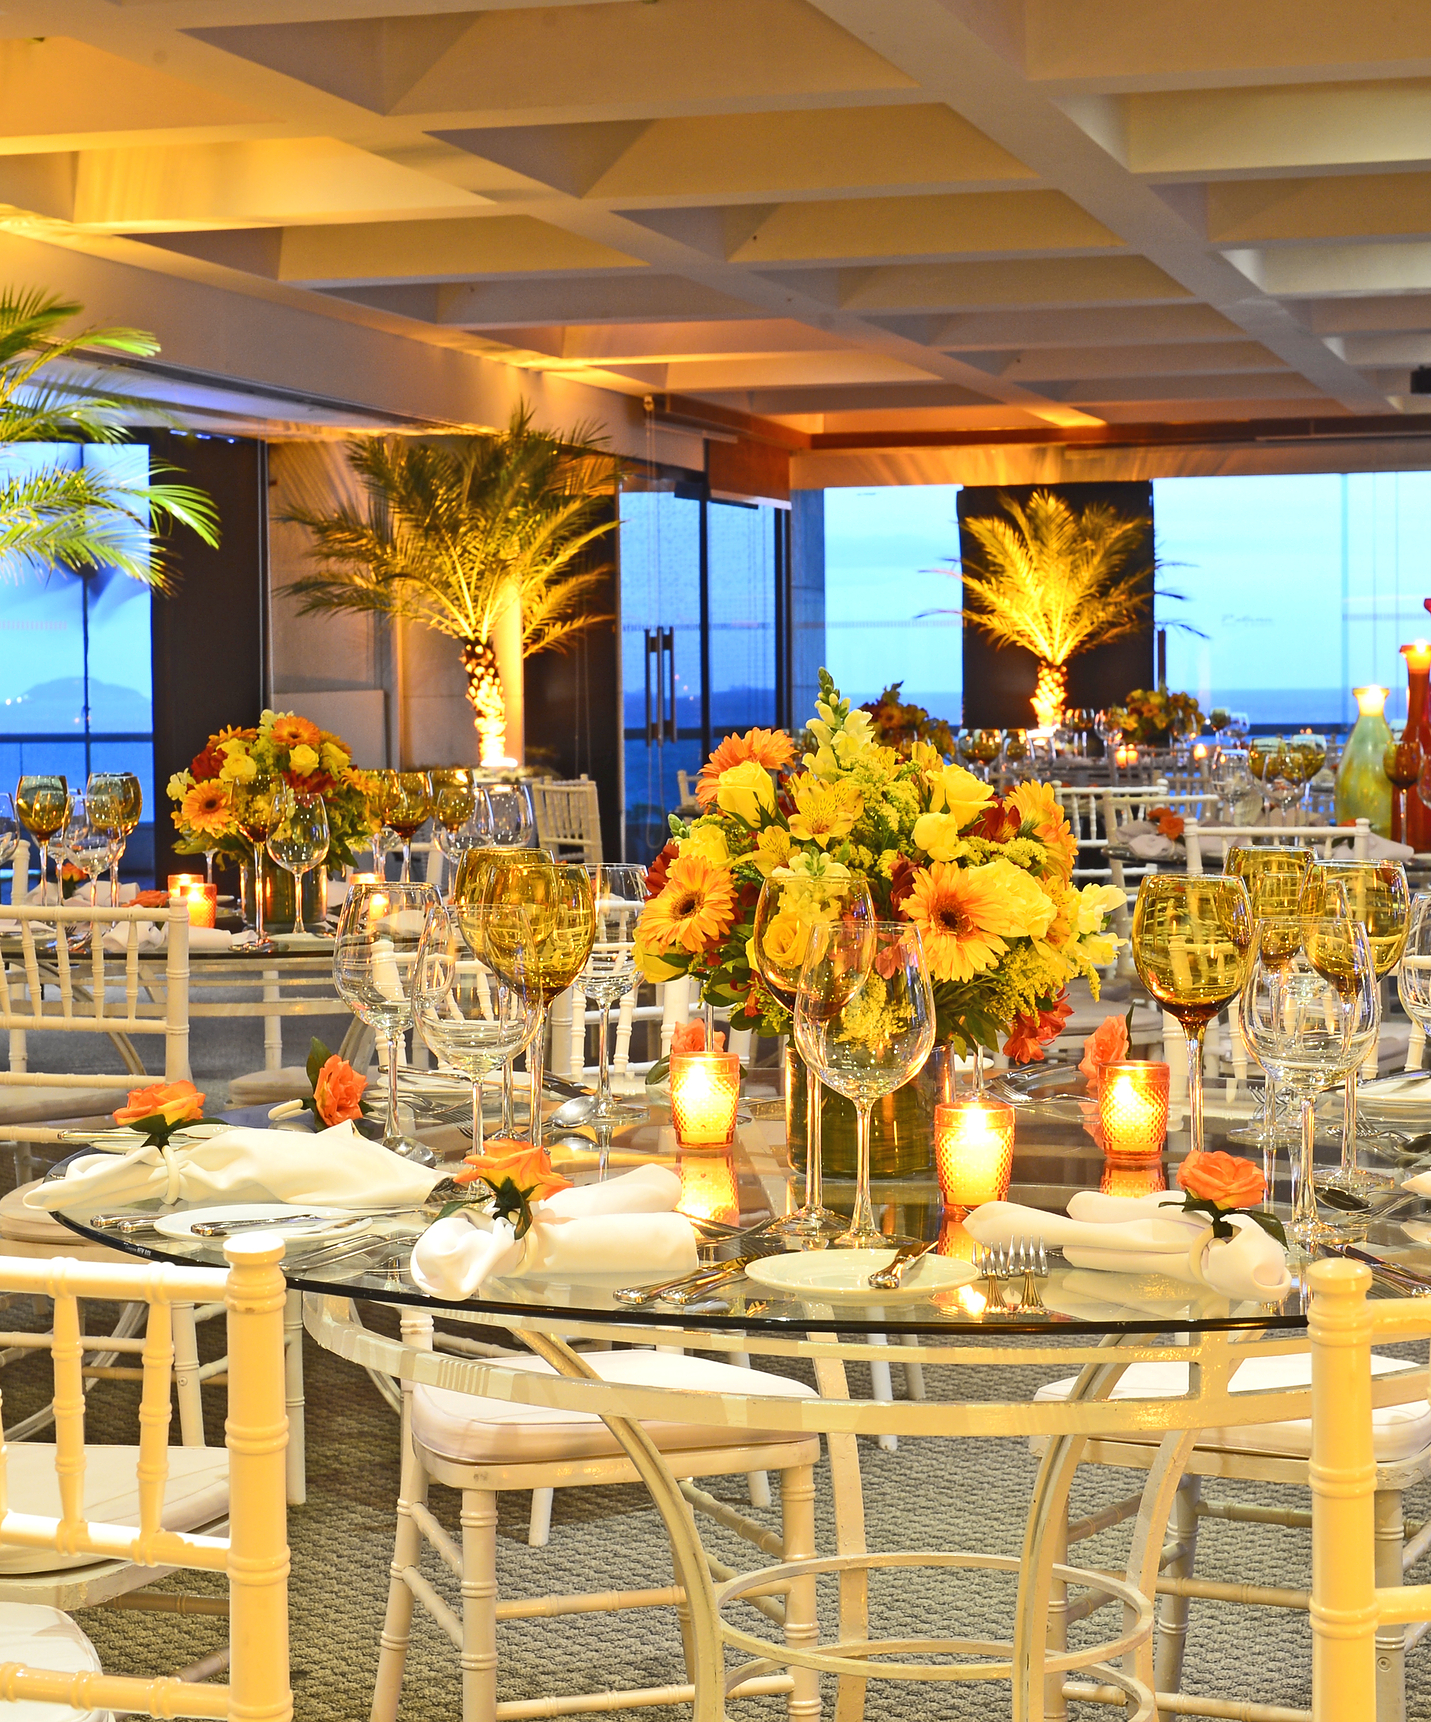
[[868, 1241, 933, 1290], [615, 1254, 758, 1306], [188, 1213, 372, 1237]]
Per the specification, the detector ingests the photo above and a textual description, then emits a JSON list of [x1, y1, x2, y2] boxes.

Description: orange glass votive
[[676, 1148, 740, 1225], [934, 1098, 1015, 1212], [169, 877, 216, 928], [670, 1051, 740, 1147], [1097, 1062, 1170, 1159]]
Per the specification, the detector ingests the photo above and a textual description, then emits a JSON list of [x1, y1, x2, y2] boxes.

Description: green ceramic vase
[[1334, 686, 1393, 837]]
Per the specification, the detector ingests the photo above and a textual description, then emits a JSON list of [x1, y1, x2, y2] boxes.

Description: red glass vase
[[1402, 641, 1431, 852]]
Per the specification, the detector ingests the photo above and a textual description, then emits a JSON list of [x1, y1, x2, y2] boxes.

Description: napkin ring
[[159, 1143, 183, 1207], [1184, 1223, 1218, 1287]]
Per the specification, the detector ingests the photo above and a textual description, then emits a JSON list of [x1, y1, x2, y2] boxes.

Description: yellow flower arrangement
[[636, 668, 1123, 1060]]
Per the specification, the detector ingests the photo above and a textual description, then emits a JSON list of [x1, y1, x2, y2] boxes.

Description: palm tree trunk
[[1032, 661, 1066, 729], [461, 638, 508, 766]]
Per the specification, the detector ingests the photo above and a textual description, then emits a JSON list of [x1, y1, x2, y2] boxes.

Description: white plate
[[74, 1122, 230, 1153], [151, 1203, 368, 1243], [744, 1249, 978, 1304], [1352, 1075, 1431, 1124]]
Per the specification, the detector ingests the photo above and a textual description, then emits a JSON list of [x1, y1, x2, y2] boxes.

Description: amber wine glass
[[385, 772, 433, 883], [85, 772, 129, 907], [454, 844, 548, 1133], [753, 870, 874, 1238], [473, 858, 595, 1151], [1300, 856, 1410, 1190], [1131, 875, 1254, 1155], [15, 776, 69, 901]]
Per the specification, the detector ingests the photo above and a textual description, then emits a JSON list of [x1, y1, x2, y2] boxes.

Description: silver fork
[[1016, 1238, 1048, 1313]]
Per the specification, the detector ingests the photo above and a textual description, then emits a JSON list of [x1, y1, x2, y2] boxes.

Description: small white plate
[[745, 1249, 978, 1304], [151, 1203, 368, 1243], [76, 1122, 230, 1153], [1352, 1075, 1431, 1124]]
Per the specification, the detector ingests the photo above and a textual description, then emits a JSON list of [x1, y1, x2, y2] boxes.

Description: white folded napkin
[[71, 882, 138, 907], [1332, 832, 1414, 861], [409, 1164, 697, 1300], [1397, 1169, 1431, 1199], [1125, 833, 1176, 860], [965, 1191, 1291, 1302], [27, 1122, 441, 1213]]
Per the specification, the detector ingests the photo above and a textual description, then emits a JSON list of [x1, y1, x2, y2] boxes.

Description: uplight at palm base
[[669, 1051, 740, 1147], [934, 1099, 1014, 1213]]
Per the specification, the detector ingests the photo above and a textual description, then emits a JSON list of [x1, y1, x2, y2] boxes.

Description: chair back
[[531, 779, 603, 865], [1182, 818, 1368, 875], [1308, 1258, 1431, 1717], [0, 903, 192, 1085], [0, 1239, 290, 1720]]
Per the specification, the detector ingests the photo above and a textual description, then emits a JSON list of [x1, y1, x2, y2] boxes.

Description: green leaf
[[306, 1037, 333, 1093]]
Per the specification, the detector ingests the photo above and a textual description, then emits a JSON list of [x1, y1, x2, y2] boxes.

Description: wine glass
[[384, 771, 432, 883], [1300, 857, 1410, 1189], [85, 773, 130, 907], [486, 783, 538, 848], [473, 859, 595, 1152], [413, 899, 541, 1155], [795, 921, 935, 1249], [232, 774, 275, 943], [15, 776, 69, 903], [1131, 875, 1254, 1156], [434, 781, 491, 889], [334, 880, 441, 1164], [753, 870, 874, 1238], [570, 863, 648, 1126], [0, 794, 17, 899], [454, 845, 548, 1134], [1397, 893, 1431, 1090], [1242, 915, 1378, 1249], [59, 792, 120, 895], [266, 785, 331, 937]]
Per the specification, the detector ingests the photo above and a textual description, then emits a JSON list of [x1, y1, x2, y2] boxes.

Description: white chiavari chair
[[530, 778, 603, 866], [0, 1238, 289, 1722], [1182, 816, 1370, 875]]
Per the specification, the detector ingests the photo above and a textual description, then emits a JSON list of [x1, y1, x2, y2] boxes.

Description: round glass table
[[46, 1100, 1431, 1722]]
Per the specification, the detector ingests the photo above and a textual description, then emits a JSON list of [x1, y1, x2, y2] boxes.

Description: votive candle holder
[[676, 1148, 740, 1226], [934, 1097, 1015, 1212], [1097, 1061, 1170, 1159], [169, 876, 216, 928], [670, 1051, 740, 1148]]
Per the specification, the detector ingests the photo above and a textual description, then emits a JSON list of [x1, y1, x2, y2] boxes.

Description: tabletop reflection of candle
[[670, 1050, 740, 1147], [676, 1148, 740, 1225], [1097, 1061, 1170, 1159], [168, 876, 217, 929], [934, 1098, 1015, 1213]]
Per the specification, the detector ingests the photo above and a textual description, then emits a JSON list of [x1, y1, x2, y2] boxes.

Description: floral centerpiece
[[635, 670, 1124, 1063], [857, 682, 956, 757], [167, 708, 381, 869], [1111, 689, 1204, 747]]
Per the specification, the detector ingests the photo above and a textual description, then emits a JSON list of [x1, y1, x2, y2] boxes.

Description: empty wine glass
[[334, 880, 441, 1164], [266, 785, 331, 937], [434, 782, 492, 887], [1242, 915, 1378, 1249], [795, 920, 935, 1249], [60, 794, 120, 895], [1397, 893, 1431, 1086], [571, 863, 648, 1126], [413, 899, 541, 1154], [0, 794, 17, 899], [85, 773, 130, 907], [486, 782, 538, 847], [232, 774, 275, 943]]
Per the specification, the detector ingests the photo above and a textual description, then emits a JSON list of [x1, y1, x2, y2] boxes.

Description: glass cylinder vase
[[1402, 642, 1431, 852], [784, 1044, 943, 1180], [239, 852, 328, 935]]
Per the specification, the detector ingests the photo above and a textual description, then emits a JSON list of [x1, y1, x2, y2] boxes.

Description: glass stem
[[471, 1077, 483, 1157], [1261, 1075, 1280, 1197], [848, 1100, 876, 1241], [805, 1066, 824, 1217], [597, 998, 613, 1113], [529, 1002, 548, 1151], [383, 1029, 403, 1151], [1184, 1020, 1207, 1156], [1293, 1095, 1322, 1241], [972, 1044, 985, 1097], [253, 850, 266, 944], [401, 841, 412, 884], [205, 850, 215, 885], [108, 859, 120, 912], [293, 868, 306, 938], [501, 1061, 514, 1138], [36, 840, 47, 904]]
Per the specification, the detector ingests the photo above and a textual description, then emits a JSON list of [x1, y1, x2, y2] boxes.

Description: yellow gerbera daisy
[[639, 855, 736, 955], [903, 862, 1013, 984], [180, 780, 233, 840], [786, 773, 862, 849]]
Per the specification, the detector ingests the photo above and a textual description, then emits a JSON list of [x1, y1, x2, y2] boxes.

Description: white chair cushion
[[0, 1185, 81, 1247], [412, 1348, 816, 1465], [0, 1445, 229, 1575], [0, 1602, 110, 1720], [225, 1068, 312, 1105], [0, 1092, 127, 1126], [1035, 1353, 1430, 1464]]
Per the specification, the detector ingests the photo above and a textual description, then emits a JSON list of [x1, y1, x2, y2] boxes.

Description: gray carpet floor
[[4, 1017, 1429, 1718]]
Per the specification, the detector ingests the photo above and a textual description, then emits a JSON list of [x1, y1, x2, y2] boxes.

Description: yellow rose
[[715, 759, 776, 825], [320, 741, 350, 776], [926, 763, 994, 828], [635, 935, 687, 983], [912, 811, 967, 863], [758, 909, 813, 975], [684, 823, 730, 866], [1075, 882, 1126, 936], [979, 857, 1058, 939], [289, 744, 321, 776], [218, 750, 258, 783]]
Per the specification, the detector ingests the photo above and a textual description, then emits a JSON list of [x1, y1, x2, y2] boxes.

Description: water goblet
[[1397, 893, 1431, 1102], [85, 773, 132, 907], [486, 783, 538, 848], [572, 863, 649, 1127], [232, 774, 275, 944], [795, 921, 935, 1250], [334, 880, 441, 1164], [266, 785, 331, 937], [386, 772, 433, 883]]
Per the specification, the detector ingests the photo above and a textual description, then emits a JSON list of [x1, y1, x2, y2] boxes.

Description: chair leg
[[528, 1487, 553, 1547], [371, 1421, 429, 1722], [869, 1336, 896, 1452], [284, 1292, 307, 1506], [746, 1471, 771, 1509], [172, 1304, 203, 1446], [1153, 1474, 1201, 1697], [899, 1334, 926, 1401], [1375, 1488, 1407, 1722], [461, 1488, 500, 1722], [779, 1463, 820, 1722]]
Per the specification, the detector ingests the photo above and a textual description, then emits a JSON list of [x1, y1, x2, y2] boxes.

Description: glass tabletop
[[49, 1089, 1431, 1340]]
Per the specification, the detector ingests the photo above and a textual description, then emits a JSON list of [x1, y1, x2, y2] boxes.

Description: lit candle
[[1115, 743, 1138, 767], [1097, 1061, 1170, 1158], [934, 1098, 1015, 1213], [669, 1051, 740, 1147], [349, 872, 379, 886], [168, 876, 216, 928], [676, 1148, 740, 1224]]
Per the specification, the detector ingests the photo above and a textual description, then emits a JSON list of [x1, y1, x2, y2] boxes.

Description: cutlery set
[[615, 1233, 937, 1306], [974, 1240, 1049, 1314]]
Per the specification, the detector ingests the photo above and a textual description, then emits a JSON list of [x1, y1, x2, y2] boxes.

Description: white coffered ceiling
[[5, 0, 1431, 440]]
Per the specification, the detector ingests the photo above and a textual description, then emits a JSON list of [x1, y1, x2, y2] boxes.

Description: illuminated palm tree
[[0, 289, 219, 585], [953, 490, 1154, 727], [282, 408, 618, 765]]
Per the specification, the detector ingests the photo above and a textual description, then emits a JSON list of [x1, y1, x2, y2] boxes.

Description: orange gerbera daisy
[[180, 780, 233, 839], [695, 727, 795, 807], [268, 713, 321, 753], [639, 854, 737, 954], [1007, 781, 1078, 883], [904, 861, 1018, 984]]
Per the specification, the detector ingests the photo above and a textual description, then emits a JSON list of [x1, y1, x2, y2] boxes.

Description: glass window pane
[[707, 501, 775, 736]]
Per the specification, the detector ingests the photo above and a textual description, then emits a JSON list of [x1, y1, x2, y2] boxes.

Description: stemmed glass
[[472, 859, 595, 1152], [59, 794, 121, 913], [486, 783, 538, 847], [232, 774, 274, 944], [1300, 857, 1410, 1188], [266, 785, 331, 937], [15, 775, 69, 903], [795, 921, 935, 1249], [573, 863, 648, 1126], [0, 795, 17, 899], [1397, 894, 1431, 1094], [454, 845, 548, 1135], [434, 782, 491, 891], [1131, 875, 1254, 1156], [386, 772, 433, 882], [334, 880, 441, 1164], [753, 870, 874, 1238], [1242, 916, 1378, 1249], [85, 773, 134, 907], [413, 899, 541, 1155]]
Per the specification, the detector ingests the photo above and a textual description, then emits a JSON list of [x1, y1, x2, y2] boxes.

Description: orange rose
[[1079, 1015, 1130, 1097], [671, 1020, 727, 1055], [456, 1143, 573, 1205], [113, 1079, 205, 1127], [1176, 1149, 1265, 1211], [132, 889, 170, 908], [313, 1055, 367, 1127]]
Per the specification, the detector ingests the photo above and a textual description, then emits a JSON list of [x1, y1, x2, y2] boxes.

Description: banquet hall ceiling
[[5, 0, 1431, 438]]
